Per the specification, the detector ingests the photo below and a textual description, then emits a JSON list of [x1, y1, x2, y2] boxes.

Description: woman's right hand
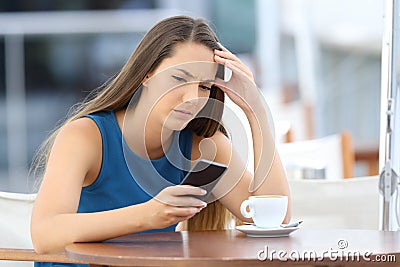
[[144, 185, 207, 229], [214, 44, 262, 115]]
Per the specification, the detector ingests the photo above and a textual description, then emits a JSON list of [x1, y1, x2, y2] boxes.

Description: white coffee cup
[[240, 195, 288, 228]]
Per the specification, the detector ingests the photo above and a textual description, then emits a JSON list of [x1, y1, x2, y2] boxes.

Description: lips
[[173, 109, 193, 117]]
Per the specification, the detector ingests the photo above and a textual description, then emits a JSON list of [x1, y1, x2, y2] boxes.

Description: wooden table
[[66, 229, 400, 267]]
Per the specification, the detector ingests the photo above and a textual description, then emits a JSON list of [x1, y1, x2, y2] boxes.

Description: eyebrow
[[176, 68, 215, 83]]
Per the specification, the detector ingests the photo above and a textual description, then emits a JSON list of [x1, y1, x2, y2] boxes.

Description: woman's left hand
[[213, 44, 262, 114]]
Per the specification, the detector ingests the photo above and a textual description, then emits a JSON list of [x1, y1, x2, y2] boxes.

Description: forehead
[[171, 42, 215, 62], [153, 42, 216, 75]]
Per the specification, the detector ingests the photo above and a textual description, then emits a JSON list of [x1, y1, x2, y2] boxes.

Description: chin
[[163, 119, 191, 131]]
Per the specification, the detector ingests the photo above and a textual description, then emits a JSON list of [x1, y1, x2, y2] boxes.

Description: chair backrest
[[0, 191, 36, 249], [288, 176, 380, 229], [278, 132, 355, 180], [0, 192, 36, 267]]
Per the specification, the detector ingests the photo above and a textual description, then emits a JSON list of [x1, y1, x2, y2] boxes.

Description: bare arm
[[199, 131, 291, 224], [31, 118, 205, 254], [210, 45, 291, 223]]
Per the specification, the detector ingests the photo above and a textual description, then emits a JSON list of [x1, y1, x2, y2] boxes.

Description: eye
[[172, 75, 187, 83], [199, 85, 212, 91], [199, 82, 213, 91]]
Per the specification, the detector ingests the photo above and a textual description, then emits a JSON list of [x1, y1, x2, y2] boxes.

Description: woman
[[30, 16, 291, 267]]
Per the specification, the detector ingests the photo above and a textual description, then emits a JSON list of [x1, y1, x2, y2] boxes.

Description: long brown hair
[[31, 16, 236, 231]]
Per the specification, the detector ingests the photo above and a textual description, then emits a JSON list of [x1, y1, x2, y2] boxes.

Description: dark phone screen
[[181, 159, 227, 187]]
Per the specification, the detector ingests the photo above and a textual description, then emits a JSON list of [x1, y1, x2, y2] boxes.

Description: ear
[[142, 74, 150, 87], [142, 69, 156, 86]]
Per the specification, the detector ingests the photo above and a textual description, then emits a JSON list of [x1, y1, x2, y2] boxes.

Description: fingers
[[214, 47, 240, 62], [173, 185, 207, 207], [225, 60, 253, 81], [170, 206, 203, 218], [214, 53, 227, 65], [156, 185, 208, 207], [173, 185, 207, 196], [168, 195, 207, 208], [147, 186, 209, 229], [146, 196, 204, 227], [214, 54, 245, 82], [216, 56, 253, 79], [214, 49, 254, 82]]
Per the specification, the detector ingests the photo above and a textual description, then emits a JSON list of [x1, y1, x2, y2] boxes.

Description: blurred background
[[0, 0, 384, 192]]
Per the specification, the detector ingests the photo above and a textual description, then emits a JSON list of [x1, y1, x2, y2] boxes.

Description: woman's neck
[[115, 109, 174, 160]]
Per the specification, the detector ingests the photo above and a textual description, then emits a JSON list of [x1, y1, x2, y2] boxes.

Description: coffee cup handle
[[240, 199, 255, 218]]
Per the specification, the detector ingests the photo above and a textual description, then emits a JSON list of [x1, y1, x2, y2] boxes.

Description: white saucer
[[236, 224, 299, 238]]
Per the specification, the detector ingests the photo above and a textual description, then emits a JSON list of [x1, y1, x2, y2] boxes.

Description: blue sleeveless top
[[35, 110, 193, 267]]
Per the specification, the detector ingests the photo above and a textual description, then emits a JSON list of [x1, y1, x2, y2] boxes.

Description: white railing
[[379, 0, 400, 231]]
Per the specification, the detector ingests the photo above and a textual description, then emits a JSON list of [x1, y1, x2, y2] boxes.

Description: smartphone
[[181, 159, 227, 200]]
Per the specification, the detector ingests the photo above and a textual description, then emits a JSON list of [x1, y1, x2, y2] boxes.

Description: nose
[[181, 83, 199, 103]]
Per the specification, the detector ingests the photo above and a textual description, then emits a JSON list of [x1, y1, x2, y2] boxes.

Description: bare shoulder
[[52, 117, 102, 169], [46, 117, 103, 187], [60, 116, 99, 134], [55, 117, 100, 148]]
